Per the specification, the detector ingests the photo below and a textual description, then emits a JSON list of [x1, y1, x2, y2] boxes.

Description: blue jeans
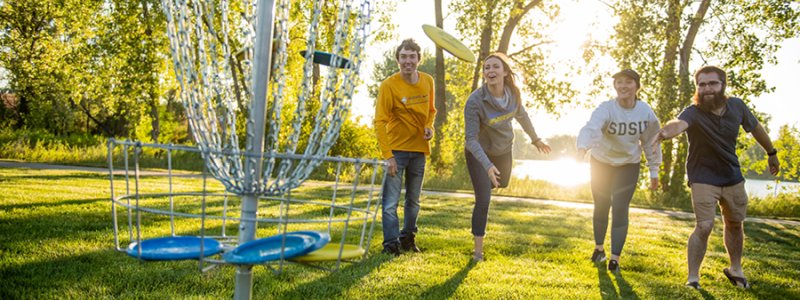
[[382, 151, 426, 247]]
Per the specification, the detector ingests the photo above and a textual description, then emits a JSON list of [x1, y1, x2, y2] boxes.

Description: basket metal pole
[[235, 0, 275, 299]]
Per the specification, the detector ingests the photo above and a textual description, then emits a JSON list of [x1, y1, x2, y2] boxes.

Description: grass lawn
[[1, 167, 799, 299]]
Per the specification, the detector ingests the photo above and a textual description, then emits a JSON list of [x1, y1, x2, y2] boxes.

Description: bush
[[748, 191, 800, 220]]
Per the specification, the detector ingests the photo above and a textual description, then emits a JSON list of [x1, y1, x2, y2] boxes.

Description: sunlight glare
[[549, 1, 611, 62], [512, 158, 590, 187]]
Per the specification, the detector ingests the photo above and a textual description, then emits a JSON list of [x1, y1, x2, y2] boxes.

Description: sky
[[350, 0, 799, 140]]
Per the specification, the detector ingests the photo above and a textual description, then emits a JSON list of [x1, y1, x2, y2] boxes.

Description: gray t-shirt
[[464, 85, 539, 171], [678, 97, 758, 186]]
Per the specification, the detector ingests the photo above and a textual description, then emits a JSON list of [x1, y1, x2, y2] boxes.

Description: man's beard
[[697, 91, 727, 112]]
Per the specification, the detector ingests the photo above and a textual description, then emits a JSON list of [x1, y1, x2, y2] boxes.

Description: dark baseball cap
[[612, 69, 641, 87]]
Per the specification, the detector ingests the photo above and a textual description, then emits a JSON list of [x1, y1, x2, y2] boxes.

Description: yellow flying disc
[[422, 24, 476, 63], [290, 243, 365, 262]]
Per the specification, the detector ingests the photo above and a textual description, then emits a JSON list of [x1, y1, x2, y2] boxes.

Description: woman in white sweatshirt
[[576, 69, 662, 272]]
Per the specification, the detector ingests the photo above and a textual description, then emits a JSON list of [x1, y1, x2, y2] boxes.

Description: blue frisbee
[[290, 230, 331, 255], [126, 236, 223, 261], [223, 231, 330, 264], [299, 50, 353, 69]]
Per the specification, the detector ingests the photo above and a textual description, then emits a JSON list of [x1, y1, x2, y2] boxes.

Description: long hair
[[692, 65, 728, 106], [485, 52, 522, 108]]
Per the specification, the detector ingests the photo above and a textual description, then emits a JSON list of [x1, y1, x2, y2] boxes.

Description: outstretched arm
[[576, 103, 609, 160], [648, 119, 688, 156], [751, 123, 780, 176]]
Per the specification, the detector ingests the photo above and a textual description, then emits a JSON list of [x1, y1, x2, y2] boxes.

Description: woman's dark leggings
[[466, 150, 512, 237], [590, 157, 640, 256]]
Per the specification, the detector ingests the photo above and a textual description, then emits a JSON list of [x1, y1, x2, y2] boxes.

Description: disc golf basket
[[107, 0, 379, 299]]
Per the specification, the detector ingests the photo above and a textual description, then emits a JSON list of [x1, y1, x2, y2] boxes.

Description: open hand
[[648, 131, 666, 157], [534, 140, 551, 154], [487, 166, 501, 188], [576, 149, 588, 162], [768, 155, 780, 176], [387, 157, 398, 177], [649, 178, 658, 191]]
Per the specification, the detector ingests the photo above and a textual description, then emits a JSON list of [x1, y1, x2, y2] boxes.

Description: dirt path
[[2, 159, 797, 226]]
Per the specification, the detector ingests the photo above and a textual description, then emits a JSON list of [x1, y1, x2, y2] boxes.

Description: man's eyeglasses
[[697, 81, 722, 88]]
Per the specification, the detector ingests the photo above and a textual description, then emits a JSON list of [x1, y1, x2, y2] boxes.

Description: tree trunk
[[470, 1, 499, 92], [432, 0, 446, 167], [668, 0, 711, 197], [141, 0, 160, 143], [471, 25, 494, 92], [15, 90, 30, 129], [497, 0, 541, 54], [655, 0, 681, 196]]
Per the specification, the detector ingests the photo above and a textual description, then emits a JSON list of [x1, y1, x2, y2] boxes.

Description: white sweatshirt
[[576, 99, 662, 178]]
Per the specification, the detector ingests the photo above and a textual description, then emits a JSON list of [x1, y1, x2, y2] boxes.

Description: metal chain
[[162, 0, 371, 195]]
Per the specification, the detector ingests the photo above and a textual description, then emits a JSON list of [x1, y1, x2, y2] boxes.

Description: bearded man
[[650, 66, 780, 290]]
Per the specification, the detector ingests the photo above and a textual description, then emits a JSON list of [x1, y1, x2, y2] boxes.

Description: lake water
[[511, 159, 799, 198]]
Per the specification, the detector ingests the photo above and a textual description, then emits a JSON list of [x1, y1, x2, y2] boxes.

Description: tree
[[450, 0, 576, 115], [610, 0, 799, 203], [0, 0, 76, 132], [431, 0, 447, 168], [0, 0, 170, 139], [773, 125, 800, 182], [741, 125, 800, 182]]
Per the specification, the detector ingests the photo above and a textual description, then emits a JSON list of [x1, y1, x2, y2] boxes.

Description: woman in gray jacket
[[464, 52, 551, 261]]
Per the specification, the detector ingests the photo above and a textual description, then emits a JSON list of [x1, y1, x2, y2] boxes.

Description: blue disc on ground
[[290, 231, 331, 255], [299, 50, 353, 69], [126, 236, 223, 261], [223, 231, 328, 264]]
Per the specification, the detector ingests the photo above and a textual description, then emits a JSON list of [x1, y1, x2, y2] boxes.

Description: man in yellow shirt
[[374, 38, 436, 256]]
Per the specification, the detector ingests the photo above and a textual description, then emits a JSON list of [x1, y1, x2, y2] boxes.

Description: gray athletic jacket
[[464, 85, 540, 171]]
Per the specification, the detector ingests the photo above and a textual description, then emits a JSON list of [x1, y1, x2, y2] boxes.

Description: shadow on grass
[[612, 270, 640, 300], [0, 246, 232, 299], [699, 290, 715, 299], [745, 222, 800, 248], [274, 253, 391, 298], [419, 258, 476, 299], [596, 262, 616, 299], [0, 172, 111, 182], [499, 201, 591, 258], [0, 197, 108, 211], [596, 263, 641, 299]]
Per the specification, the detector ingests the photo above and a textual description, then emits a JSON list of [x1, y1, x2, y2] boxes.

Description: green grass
[[2, 128, 798, 219], [2, 167, 799, 299]]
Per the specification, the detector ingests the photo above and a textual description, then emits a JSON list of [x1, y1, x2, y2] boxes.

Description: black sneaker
[[591, 249, 606, 263], [685, 281, 701, 290], [382, 243, 401, 256], [400, 235, 421, 253], [608, 259, 619, 272]]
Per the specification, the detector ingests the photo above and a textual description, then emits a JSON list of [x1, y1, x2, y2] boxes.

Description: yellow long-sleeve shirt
[[374, 72, 436, 159]]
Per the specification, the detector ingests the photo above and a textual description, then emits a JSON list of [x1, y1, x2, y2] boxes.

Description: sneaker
[[400, 234, 421, 253], [685, 281, 701, 290], [472, 252, 484, 262], [381, 243, 401, 256], [591, 249, 606, 263], [608, 259, 619, 272]]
